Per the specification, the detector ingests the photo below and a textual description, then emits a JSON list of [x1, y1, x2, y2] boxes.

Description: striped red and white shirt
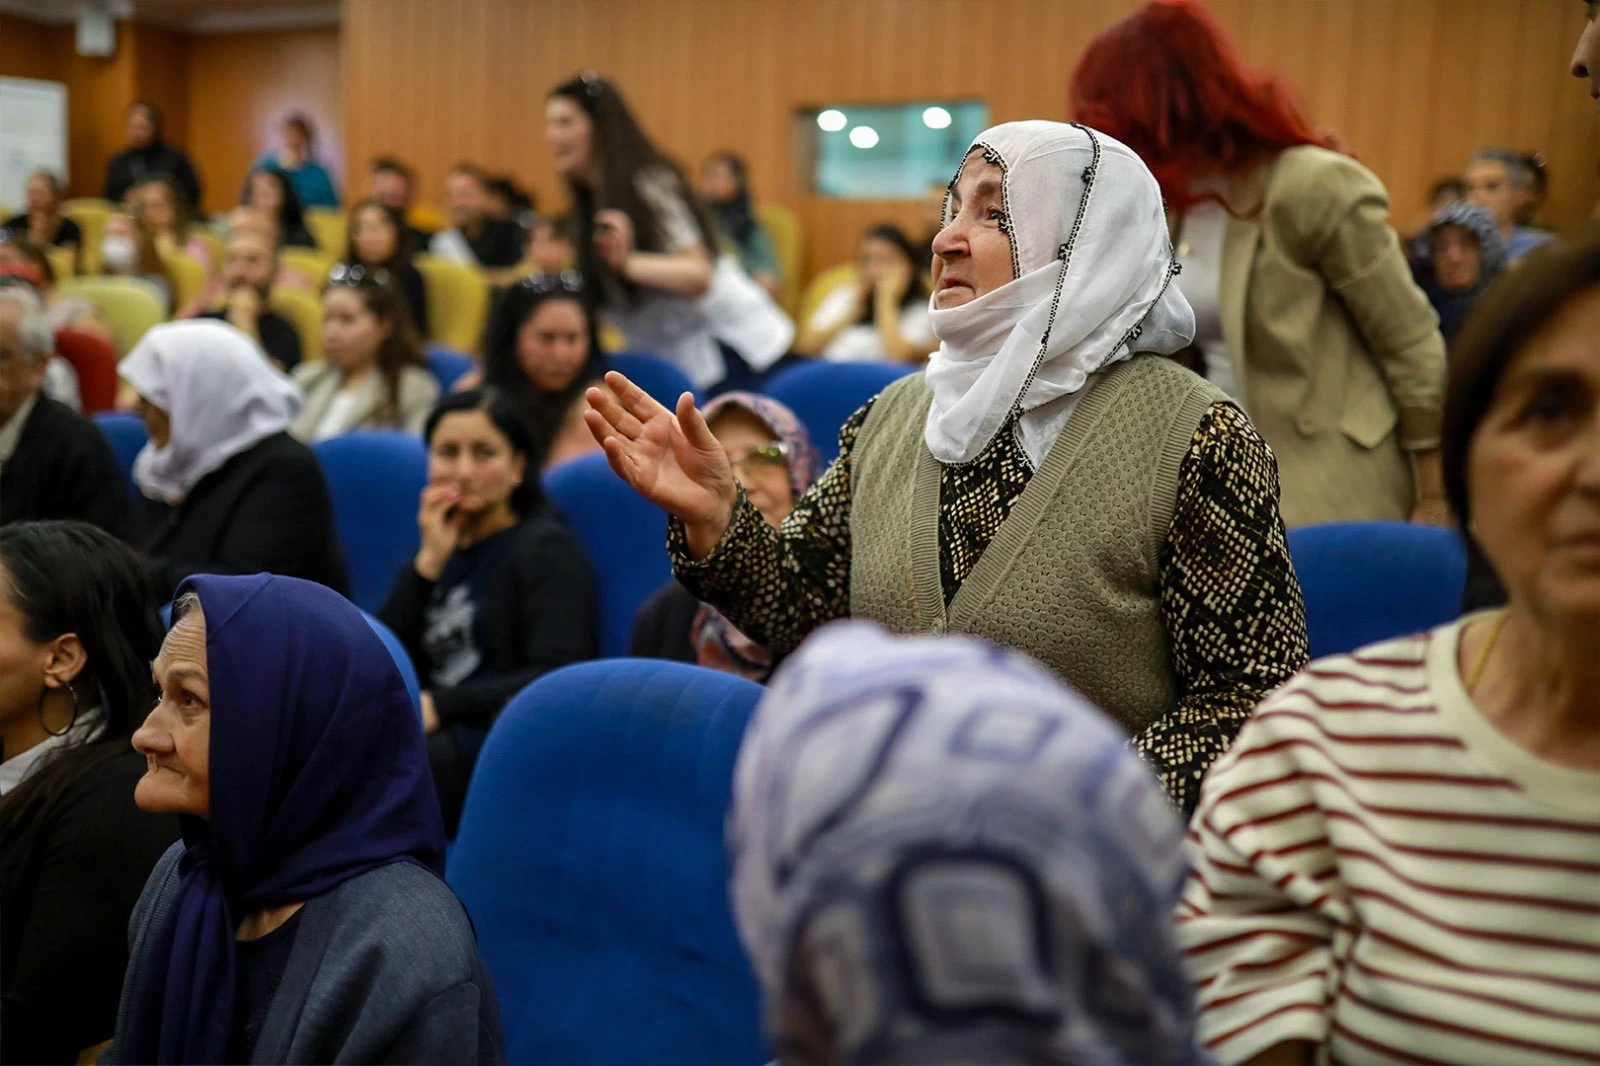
[[1180, 618, 1600, 1065]]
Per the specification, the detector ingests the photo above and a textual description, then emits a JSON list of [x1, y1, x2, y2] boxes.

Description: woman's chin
[[934, 286, 975, 309]]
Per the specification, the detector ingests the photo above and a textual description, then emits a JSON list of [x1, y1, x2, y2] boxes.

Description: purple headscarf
[[692, 392, 819, 682], [117, 573, 446, 1064]]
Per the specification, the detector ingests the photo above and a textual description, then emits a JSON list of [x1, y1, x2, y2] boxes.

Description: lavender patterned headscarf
[[729, 621, 1214, 1066]]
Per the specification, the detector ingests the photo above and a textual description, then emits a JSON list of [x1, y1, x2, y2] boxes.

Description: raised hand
[[415, 484, 464, 581], [583, 371, 739, 557]]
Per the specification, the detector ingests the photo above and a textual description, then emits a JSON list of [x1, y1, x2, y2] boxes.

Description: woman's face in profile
[[133, 606, 211, 817], [1468, 282, 1600, 619], [931, 154, 1016, 309], [516, 297, 590, 393], [544, 96, 594, 180], [351, 205, 399, 264]]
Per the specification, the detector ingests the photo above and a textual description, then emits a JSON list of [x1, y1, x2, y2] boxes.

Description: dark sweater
[[377, 502, 596, 729], [141, 431, 348, 598], [102, 142, 202, 208], [1, 395, 128, 538], [629, 580, 701, 666], [0, 749, 179, 1065], [106, 844, 503, 1065]]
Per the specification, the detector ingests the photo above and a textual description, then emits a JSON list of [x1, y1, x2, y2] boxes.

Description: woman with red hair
[[1073, 0, 1448, 529]]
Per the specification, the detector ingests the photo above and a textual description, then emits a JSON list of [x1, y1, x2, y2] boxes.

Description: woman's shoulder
[[1263, 146, 1388, 230], [513, 504, 592, 560], [291, 360, 334, 388], [314, 861, 479, 970], [399, 364, 441, 397]]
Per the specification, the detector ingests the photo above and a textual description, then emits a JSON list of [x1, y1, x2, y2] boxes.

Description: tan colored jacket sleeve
[[1278, 151, 1446, 450]]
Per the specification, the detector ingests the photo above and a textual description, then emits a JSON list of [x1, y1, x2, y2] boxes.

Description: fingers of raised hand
[[586, 384, 647, 440]]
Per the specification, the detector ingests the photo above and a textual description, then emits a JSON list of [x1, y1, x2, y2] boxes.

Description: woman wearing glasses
[[378, 388, 596, 832], [344, 200, 429, 338], [478, 272, 607, 469], [289, 267, 438, 441], [631, 392, 819, 681]]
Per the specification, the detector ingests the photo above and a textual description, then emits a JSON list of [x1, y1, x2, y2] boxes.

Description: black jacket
[[378, 502, 596, 729], [1, 396, 128, 538], [102, 142, 202, 208], [0, 749, 179, 1064], [629, 580, 701, 665], [141, 431, 348, 598]]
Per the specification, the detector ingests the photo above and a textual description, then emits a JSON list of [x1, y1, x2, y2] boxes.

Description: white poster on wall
[[0, 77, 68, 212]]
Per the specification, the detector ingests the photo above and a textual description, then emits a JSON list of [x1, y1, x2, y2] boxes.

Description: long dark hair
[[0, 522, 164, 875], [424, 387, 544, 515], [241, 166, 311, 247], [324, 272, 426, 427], [547, 73, 721, 304], [344, 199, 417, 266], [704, 150, 755, 244], [857, 223, 930, 325], [482, 277, 603, 461]]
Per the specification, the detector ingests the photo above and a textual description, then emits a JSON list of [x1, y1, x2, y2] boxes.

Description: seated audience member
[[104, 574, 502, 1065], [1464, 147, 1553, 262], [1517, 151, 1550, 229], [1182, 230, 1600, 1066], [0, 287, 125, 535], [379, 388, 595, 833], [0, 266, 89, 411], [103, 100, 202, 210], [730, 622, 1209, 1066], [631, 392, 818, 680], [1075, 0, 1448, 528], [795, 223, 937, 363], [257, 112, 340, 210], [1416, 201, 1507, 343], [1406, 175, 1466, 261], [196, 226, 304, 370], [477, 273, 605, 467], [485, 175, 536, 234], [131, 176, 213, 273], [367, 155, 439, 244], [547, 75, 793, 392], [345, 199, 429, 335], [241, 166, 318, 249], [118, 320, 348, 598], [526, 214, 574, 275], [0, 236, 102, 337], [96, 213, 173, 312], [0, 522, 178, 1065], [699, 151, 782, 300], [429, 165, 526, 278], [1, 171, 81, 262], [290, 271, 437, 441]]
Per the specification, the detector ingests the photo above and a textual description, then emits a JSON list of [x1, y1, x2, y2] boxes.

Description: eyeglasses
[[578, 70, 604, 98], [519, 270, 585, 296], [328, 262, 392, 288], [727, 443, 791, 476]]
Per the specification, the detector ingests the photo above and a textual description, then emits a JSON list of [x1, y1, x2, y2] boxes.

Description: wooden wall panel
[[186, 27, 341, 214], [342, 0, 1599, 280]]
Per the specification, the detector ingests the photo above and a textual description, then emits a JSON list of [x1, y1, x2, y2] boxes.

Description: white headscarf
[[924, 121, 1194, 466], [120, 320, 303, 504]]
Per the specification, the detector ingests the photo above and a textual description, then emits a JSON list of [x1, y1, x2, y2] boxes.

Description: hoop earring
[[39, 682, 80, 738]]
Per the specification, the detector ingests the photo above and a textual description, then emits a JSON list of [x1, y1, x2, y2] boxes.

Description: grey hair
[[1469, 147, 1533, 190], [0, 286, 52, 362], [172, 591, 203, 622]]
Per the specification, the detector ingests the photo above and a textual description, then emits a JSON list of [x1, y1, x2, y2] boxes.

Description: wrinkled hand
[[415, 484, 464, 580], [593, 209, 636, 272], [583, 370, 738, 556]]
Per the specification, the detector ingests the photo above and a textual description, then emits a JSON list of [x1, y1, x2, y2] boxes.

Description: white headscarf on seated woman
[[730, 620, 1211, 1066], [119, 319, 303, 504], [924, 120, 1194, 467]]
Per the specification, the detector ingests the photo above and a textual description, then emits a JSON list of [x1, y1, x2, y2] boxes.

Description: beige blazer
[[289, 362, 440, 442], [1217, 146, 1445, 527]]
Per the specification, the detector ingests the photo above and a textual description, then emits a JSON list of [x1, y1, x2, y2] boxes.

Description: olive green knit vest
[[849, 355, 1226, 735]]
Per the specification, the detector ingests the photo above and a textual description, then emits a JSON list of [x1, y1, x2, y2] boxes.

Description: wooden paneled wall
[[343, 0, 1598, 279], [0, 17, 338, 215]]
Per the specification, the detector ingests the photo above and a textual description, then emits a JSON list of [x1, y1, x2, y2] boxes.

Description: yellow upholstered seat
[[415, 255, 489, 352], [56, 277, 166, 357]]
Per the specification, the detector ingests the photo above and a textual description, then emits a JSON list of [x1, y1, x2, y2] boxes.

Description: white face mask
[[100, 235, 137, 273]]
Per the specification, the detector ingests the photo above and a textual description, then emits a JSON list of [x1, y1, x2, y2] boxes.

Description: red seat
[[53, 327, 118, 414]]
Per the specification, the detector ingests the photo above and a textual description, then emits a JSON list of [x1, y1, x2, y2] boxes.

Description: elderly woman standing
[[587, 121, 1308, 811], [105, 573, 502, 1065], [731, 621, 1212, 1065], [1182, 231, 1600, 1065]]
